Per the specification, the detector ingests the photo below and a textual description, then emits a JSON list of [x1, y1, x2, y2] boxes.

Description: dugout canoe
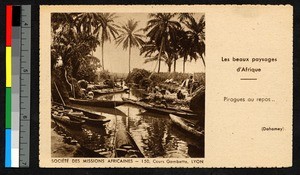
[[92, 88, 128, 97], [114, 116, 144, 158], [52, 113, 85, 129], [121, 97, 148, 108], [67, 112, 110, 126], [94, 84, 111, 90], [53, 101, 107, 119], [122, 98, 198, 119], [69, 98, 125, 108], [169, 114, 204, 138], [52, 102, 111, 126], [53, 101, 127, 117], [115, 131, 144, 158]]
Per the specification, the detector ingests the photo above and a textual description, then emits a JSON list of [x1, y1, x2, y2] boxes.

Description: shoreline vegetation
[[51, 12, 205, 114]]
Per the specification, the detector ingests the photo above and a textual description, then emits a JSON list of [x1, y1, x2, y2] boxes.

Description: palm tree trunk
[[183, 56, 187, 73], [201, 55, 206, 67], [129, 40, 131, 74], [101, 39, 105, 70], [168, 64, 171, 72], [157, 36, 165, 73], [173, 59, 176, 72], [149, 36, 165, 78]]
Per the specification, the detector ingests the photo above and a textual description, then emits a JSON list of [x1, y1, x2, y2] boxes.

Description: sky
[[92, 13, 205, 74]]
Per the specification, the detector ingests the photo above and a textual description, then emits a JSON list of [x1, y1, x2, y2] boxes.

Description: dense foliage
[[51, 12, 205, 101], [126, 68, 205, 89]]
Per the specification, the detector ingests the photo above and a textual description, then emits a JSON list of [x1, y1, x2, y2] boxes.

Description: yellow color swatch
[[6, 47, 11, 87]]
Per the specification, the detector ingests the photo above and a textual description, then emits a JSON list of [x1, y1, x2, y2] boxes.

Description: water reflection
[[52, 89, 204, 158]]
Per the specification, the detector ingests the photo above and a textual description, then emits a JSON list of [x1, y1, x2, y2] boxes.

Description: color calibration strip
[[6, 5, 13, 168], [5, 5, 31, 168]]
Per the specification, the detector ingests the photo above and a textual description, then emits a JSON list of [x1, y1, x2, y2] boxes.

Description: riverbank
[[51, 125, 80, 157]]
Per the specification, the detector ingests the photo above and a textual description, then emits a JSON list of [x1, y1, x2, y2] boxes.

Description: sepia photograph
[[50, 12, 205, 158], [40, 5, 292, 168]]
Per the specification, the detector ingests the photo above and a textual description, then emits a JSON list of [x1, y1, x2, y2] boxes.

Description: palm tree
[[178, 29, 195, 73], [178, 13, 194, 23], [144, 13, 181, 73], [75, 13, 103, 35], [140, 40, 172, 73], [51, 13, 101, 98], [181, 14, 205, 66], [115, 19, 144, 74], [98, 13, 119, 70]]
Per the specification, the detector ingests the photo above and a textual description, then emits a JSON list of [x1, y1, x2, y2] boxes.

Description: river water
[[51, 89, 204, 158]]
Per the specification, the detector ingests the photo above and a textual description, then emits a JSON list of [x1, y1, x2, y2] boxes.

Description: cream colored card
[[40, 5, 293, 168]]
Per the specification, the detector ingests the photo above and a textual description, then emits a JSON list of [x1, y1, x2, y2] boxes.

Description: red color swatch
[[6, 5, 12, 46]]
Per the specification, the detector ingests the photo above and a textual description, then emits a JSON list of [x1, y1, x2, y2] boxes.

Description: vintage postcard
[[40, 5, 292, 168]]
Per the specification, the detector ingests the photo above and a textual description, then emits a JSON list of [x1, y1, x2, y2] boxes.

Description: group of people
[[181, 76, 197, 94], [143, 75, 198, 107], [80, 87, 94, 99], [177, 75, 199, 99], [78, 78, 128, 100]]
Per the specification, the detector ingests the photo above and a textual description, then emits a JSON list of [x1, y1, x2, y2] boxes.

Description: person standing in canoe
[[187, 76, 194, 94]]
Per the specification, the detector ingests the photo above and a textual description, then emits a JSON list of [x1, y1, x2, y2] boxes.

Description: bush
[[126, 68, 205, 89], [139, 77, 152, 89], [99, 70, 111, 81], [151, 72, 205, 86], [126, 68, 150, 84]]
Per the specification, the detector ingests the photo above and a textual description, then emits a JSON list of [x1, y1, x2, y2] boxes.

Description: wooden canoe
[[53, 101, 107, 119], [52, 113, 85, 129], [114, 116, 144, 158], [169, 114, 204, 138], [69, 98, 125, 108], [53, 101, 127, 117], [115, 131, 144, 158], [122, 98, 198, 119], [94, 84, 111, 90], [122, 97, 149, 108], [92, 88, 128, 97], [67, 113, 110, 126]]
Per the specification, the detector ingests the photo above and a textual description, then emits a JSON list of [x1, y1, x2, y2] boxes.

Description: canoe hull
[[52, 114, 84, 129], [93, 89, 128, 97], [170, 114, 204, 138], [115, 131, 144, 158], [67, 113, 110, 126], [69, 98, 125, 108], [122, 98, 198, 119]]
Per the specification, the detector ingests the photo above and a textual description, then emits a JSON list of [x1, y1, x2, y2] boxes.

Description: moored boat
[[114, 115, 144, 158], [52, 102, 111, 126], [52, 113, 85, 129], [53, 101, 128, 118], [69, 98, 125, 108], [115, 131, 144, 158], [122, 97, 149, 108], [92, 88, 128, 97], [122, 98, 198, 119], [67, 113, 110, 126], [94, 84, 111, 90], [169, 114, 204, 138]]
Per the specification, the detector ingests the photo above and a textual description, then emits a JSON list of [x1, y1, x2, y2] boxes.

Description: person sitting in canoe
[[177, 89, 185, 100], [79, 88, 87, 99], [87, 90, 94, 99]]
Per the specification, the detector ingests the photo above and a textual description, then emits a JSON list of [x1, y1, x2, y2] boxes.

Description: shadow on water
[[52, 119, 115, 157], [52, 88, 204, 158]]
